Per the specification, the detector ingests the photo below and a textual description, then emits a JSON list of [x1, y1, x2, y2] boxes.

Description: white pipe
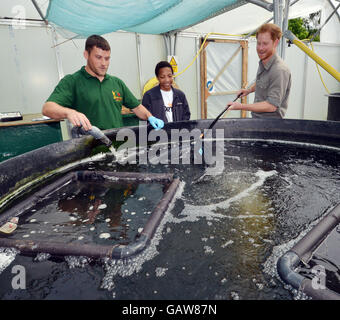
[[135, 33, 143, 97], [195, 37, 201, 120], [246, 0, 273, 11], [281, 0, 291, 59]]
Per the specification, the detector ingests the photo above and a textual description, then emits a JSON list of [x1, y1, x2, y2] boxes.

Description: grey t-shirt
[[251, 53, 291, 119]]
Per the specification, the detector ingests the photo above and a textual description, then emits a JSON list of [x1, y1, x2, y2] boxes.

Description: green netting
[[46, 0, 240, 36]]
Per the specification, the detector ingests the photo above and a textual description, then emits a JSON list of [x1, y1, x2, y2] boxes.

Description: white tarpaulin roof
[[185, 0, 327, 35]]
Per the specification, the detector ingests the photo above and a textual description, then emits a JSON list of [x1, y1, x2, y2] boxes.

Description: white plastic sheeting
[[205, 41, 243, 119], [185, 0, 325, 35], [320, 0, 340, 43]]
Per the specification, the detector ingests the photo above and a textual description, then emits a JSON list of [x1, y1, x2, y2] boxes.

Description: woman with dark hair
[[142, 61, 191, 123]]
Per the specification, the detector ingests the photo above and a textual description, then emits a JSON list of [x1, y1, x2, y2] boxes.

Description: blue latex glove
[[148, 116, 164, 130]]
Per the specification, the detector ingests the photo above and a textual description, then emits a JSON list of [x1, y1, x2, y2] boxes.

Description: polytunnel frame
[[277, 203, 340, 300], [0, 170, 180, 259]]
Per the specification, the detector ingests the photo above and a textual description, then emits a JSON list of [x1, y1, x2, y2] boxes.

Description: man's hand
[[148, 116, 164, 130], [66, 109, 92, 131], [237, 88, 251, 98], [227, 101, 243, 110], [42, 101, 92, 131]]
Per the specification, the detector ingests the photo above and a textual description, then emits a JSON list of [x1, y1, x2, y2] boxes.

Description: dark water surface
[[0, 139, 339, 300]]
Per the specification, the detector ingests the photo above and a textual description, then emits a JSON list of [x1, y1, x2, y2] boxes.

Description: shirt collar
[[81, 66, 109, 80], [259, 53, 278, 71]]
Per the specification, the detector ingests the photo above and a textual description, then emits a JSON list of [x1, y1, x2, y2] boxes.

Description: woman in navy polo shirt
[[142, 61, 191, 124]]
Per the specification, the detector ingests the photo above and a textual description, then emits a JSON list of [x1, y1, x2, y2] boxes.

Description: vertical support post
[[51, 27, 70, 140], [51, 28, 64, 80], [240, 40, 248, 118], [135, 33, 143, 97], [195, 37, 202, 120], [274, 0, 284, 58], [281, 0, 291, 59], [301, 54, 309, 119], [200, 39, 208, 119], [163, 34, 170, 57]]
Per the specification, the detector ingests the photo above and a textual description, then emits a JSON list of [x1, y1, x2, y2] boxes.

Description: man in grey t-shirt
[[227, 23, 291, 119]]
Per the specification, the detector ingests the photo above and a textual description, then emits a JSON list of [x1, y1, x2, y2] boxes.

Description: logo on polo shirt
[[112, 91, 123, 102]]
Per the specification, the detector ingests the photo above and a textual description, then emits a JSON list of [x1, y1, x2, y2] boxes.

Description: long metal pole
[[135, 33, 144, 97], [309, 3, 340, 43], [246, 0, 273, 11], [31, 0, 48, 25], [281, 0, 291, 59]]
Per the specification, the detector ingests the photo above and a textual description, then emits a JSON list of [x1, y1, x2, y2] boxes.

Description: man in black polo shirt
[[43, 35, 164, 131]]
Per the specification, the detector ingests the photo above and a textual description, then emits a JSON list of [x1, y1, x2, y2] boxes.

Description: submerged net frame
[[277, 203, 340, 300], [0, 170, 180, 259]]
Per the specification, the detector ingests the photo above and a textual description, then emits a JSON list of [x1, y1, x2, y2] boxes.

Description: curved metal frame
[[0, 170, 180, 259], [277, 204, 340, 300]]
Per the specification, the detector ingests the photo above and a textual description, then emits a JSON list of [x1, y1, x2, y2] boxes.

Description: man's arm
[[131, 104, 153, 120], [132, 104, 164, 130], [237, 83, 256, 98], [228, 81, 277, 113], [227, 100, 277, 113], [42, 101, 92, 130]]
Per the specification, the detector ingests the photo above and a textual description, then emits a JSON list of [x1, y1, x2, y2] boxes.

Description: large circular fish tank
[[0, 119, 339, 300]]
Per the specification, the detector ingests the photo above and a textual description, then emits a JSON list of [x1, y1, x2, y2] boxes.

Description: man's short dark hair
[[155, 61, 173, 77], [85, 35, 111, 53]]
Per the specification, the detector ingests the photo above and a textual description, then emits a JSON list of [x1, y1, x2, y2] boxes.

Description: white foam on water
[[225, 155, 241, 161], [221, 240, 234, 248], [100, 181, 186, 293], [172, 170, 277, 223], [99, 233, 110, 239], [204, 246, 214, 255], [230, 291, 240, 300], [155, 267, 168, 277], [34, 252, 51, 262], [194, 165, 224, 183], [0, 248, 18, 274], [65, 256, 92, 269]]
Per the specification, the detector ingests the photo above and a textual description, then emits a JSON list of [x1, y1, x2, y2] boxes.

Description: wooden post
[[200, 38, 249, 119], [200, 40, 209, 119]]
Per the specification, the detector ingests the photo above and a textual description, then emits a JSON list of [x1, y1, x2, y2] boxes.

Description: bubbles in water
[[34, 252, 51, 262], [204, 246, 214, 255], [155, 267, 168, 277], [221, 240, 234, 248], [65, 256, 92, 269], [230, 291, 240, 300], [99, 233, 110, 239], [99, 192, 181, 293]]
